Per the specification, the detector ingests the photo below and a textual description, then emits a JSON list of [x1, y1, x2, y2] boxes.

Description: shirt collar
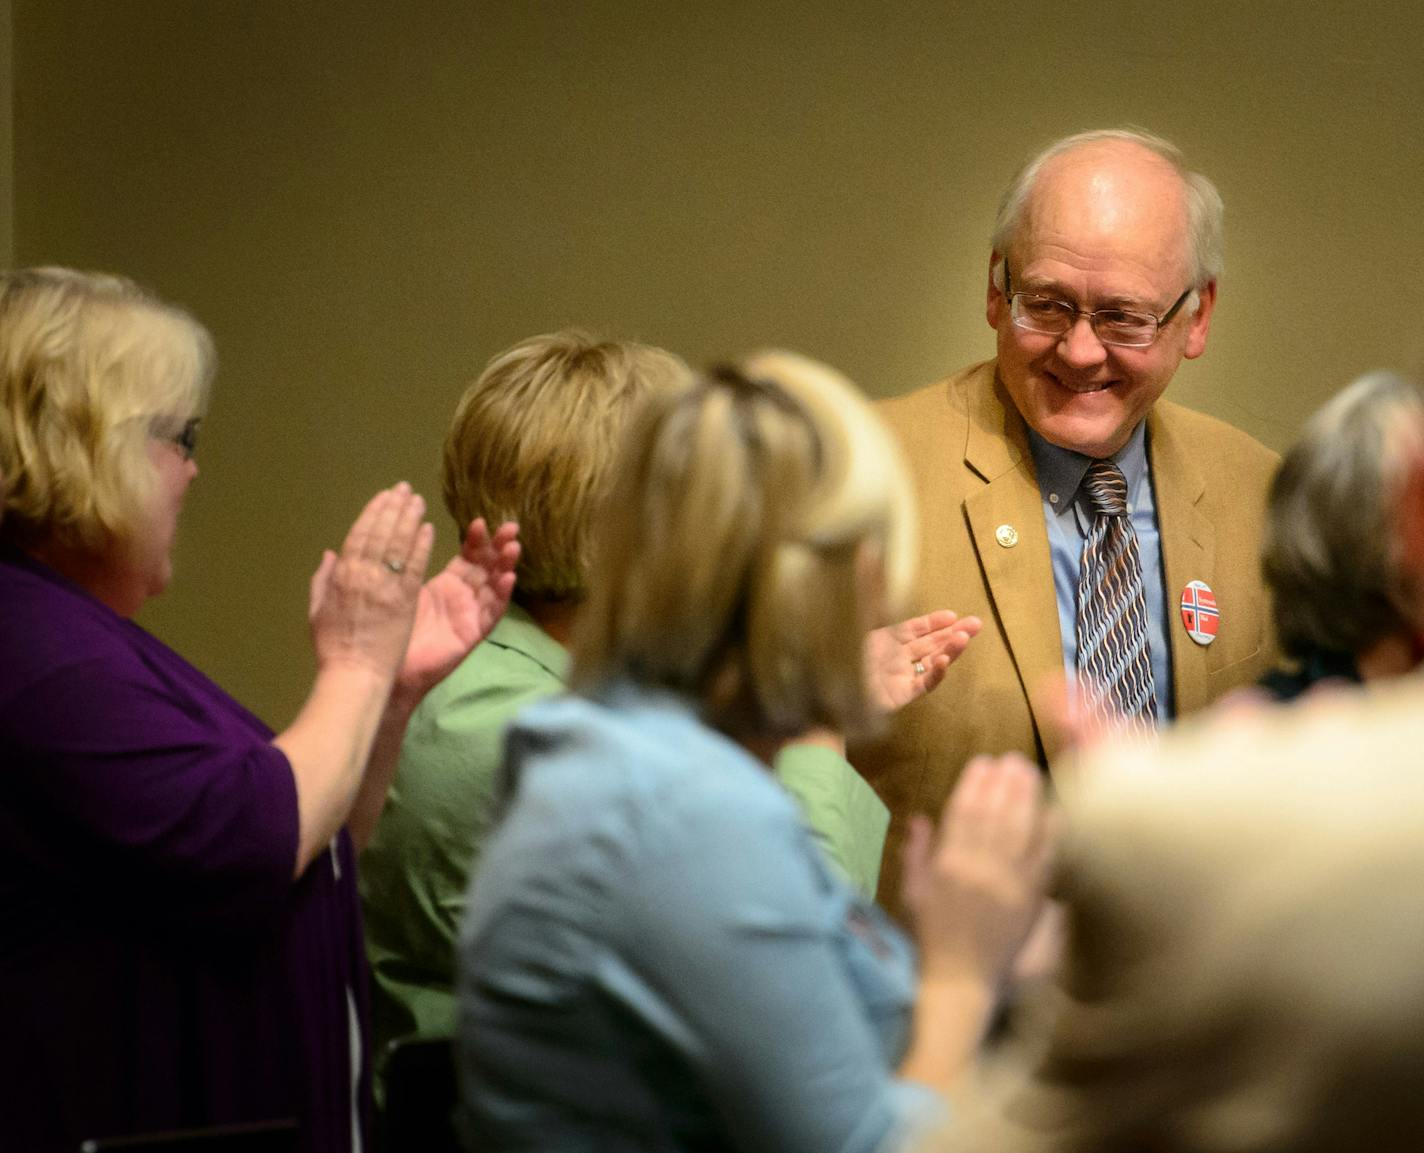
[[491, 600, 572, 683], [1026, 420, 1149, 512]]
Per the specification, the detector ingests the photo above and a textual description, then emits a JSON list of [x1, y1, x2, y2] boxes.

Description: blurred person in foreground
[[456, 352, 1053, 1152], [0, 267, 517, 1153], [1258, 370, 1424, 698], [920, 437, 1424, 1153], [922, 675, 1424, 1153], [362, 331, 984, 1079]]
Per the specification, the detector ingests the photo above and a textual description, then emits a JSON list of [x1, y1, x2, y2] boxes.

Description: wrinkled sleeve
[[2, 654, 299, 937], [607, 787, 942, 1153], [774, 742, 890, 896]]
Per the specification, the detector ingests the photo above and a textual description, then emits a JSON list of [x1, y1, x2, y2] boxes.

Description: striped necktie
[[1076, 459, 1158, 732]]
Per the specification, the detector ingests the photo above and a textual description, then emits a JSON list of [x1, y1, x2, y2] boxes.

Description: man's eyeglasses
[[156, 417, 202, 461], [1003, 262, 1195, 348]]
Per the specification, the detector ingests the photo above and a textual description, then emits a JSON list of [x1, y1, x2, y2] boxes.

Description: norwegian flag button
[[1180, 580, 1218, 646]]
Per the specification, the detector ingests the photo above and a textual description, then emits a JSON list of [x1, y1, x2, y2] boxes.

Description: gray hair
[[1263, 371, 1424, 659], [990, 128, 1225, 288]]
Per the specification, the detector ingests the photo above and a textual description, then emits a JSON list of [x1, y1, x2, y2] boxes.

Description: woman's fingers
[[865, 608, 984, 713], [336, 482, 435, 584], [379, 487, 427, 577], [893, 610, 957, 652], [342, 485, 395, 561], [308, 549, 337, 619], [462, 518, 522, 569], [460, 518, 522, 611], [915, 617, 981, 662], [309, 484, 440, 679], [918, 653, 951, 695], [903, 753, 1054, 990], [899, 812, 935, 914], [944, 756, 993, 853], [460, 516, 491, 560], [997, 758, 1045, 863], [404, 521, 436, 586], [944, 754, 1043, 862], [343, 481, 412, 560], [490, 519, 520, 549], [365, 484, 421, 569]]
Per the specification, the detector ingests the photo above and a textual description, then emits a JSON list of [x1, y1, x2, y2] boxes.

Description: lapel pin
[[1180, 580, 1218, 646], [995, 524, 1019, 548]]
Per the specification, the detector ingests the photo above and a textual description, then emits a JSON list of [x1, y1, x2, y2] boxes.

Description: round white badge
[[1180, 579, 1218, 646]]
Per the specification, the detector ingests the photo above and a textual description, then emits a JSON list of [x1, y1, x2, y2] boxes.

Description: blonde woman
[[362, 333, 982, 1079], [455, 353, 1052, 1152], [0, 268, 517, 1152]]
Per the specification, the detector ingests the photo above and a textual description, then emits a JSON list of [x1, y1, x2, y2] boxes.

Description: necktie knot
[[1082, 460, 1129, 517]]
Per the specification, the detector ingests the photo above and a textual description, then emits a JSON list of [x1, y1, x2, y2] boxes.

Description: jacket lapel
[[961, 372, 1065, 755], [1147, 403, 1215, 715]]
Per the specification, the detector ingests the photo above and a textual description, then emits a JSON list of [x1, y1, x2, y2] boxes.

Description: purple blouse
[[0, 542, 369, 1153]]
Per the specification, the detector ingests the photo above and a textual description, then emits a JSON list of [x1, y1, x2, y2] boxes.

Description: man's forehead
[[1035, 138, 1182, 189], [1013, 144, 1192, 284]]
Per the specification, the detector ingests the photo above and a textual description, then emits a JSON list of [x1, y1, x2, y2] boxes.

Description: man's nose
[[1057, 316, 1109, 368]]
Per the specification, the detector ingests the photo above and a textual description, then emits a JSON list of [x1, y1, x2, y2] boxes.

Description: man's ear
[[986, 251, 1007, 330], [1183, 279, 1218, 360]]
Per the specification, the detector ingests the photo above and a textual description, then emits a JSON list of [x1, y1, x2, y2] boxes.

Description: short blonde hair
[[0, 267, 213, 552], [442, 330, 688, 600], [927, 688, 1424, 1153], [571, 351, 917, 740]]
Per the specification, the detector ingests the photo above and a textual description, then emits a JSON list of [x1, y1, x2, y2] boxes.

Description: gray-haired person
[[1260, 371, 1424, 698]]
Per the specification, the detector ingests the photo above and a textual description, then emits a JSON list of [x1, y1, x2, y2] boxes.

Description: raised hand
[[900, 753, 1054, 989], [308, 482, 434, 681], [865, 609, 982, 713], [396, 518, 520, 700]]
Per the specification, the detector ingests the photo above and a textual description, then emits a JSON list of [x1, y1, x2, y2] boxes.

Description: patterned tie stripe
[[1076, 460, 1158, 733]]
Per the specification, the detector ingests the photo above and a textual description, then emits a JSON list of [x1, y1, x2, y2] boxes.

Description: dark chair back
[[79, 1120, 299, 1152], [380, 1034, 461, 1153]]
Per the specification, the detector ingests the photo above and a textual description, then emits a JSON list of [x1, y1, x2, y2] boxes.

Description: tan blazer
[[854, 360, 1280, 909]]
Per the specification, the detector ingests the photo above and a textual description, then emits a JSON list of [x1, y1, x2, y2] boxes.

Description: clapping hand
[[901, 753, 1055, 988], [865, 609, 982, 713], [308, 483, 435, 680], [397, 518, 520, 700]]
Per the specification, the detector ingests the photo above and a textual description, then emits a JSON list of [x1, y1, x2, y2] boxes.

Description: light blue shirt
[[1026, 422, 1174, 720], [456, 683, 944, 1153]]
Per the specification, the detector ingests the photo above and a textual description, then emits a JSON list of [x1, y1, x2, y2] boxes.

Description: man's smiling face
[[987, 139, 1216, 459]]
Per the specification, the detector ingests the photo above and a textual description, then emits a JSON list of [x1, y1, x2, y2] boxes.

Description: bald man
[[854, 129, 1279, 910]]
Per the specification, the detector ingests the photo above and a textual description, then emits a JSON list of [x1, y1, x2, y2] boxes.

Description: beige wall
[[11, 1, 1424, 724], [0, 0, 11, 268]]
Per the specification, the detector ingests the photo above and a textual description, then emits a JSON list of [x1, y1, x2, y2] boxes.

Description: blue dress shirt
[[1026, 422, 1174, 720]]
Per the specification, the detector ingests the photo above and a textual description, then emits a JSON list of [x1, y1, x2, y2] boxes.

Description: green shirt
[[359, 604, 890, 1082]]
